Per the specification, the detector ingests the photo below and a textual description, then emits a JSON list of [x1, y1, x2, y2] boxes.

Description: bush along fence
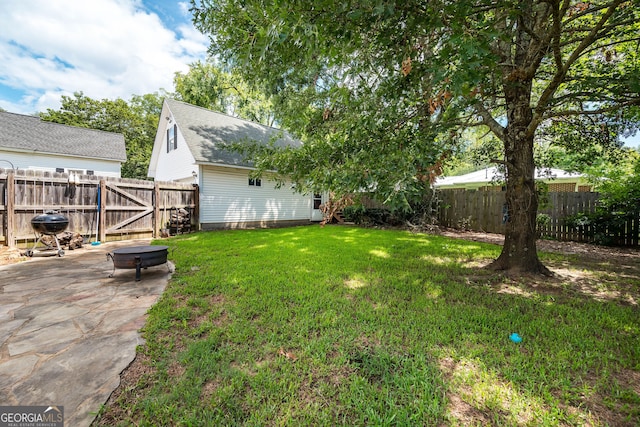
[[437, 189, 639, 247], [0, 168, 198, 248]]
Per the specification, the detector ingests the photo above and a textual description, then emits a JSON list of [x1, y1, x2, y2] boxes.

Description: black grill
[[26, 211, 70, 257], [31, 212, 70, 235]]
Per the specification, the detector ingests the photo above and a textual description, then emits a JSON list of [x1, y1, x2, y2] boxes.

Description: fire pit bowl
[[107, 245, 170, 281]]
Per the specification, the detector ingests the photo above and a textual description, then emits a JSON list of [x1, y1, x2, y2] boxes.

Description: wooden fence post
[[99, 179, 106, 243], [192, 184, 200, 231], [6, 171, 15, 247], [153, 182, 160, 238]]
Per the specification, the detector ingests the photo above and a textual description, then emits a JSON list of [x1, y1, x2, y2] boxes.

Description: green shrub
[[343, 206, 400, 226], [569, 152, 640, 246], [536, 213, 551, 239]]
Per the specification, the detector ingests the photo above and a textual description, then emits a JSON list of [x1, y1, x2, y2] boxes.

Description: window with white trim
[[167, 124, 177, 152]]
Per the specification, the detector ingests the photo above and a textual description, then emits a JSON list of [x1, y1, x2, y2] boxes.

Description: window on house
[[249, 178, 262, 187], [167, 124, 177, 152], [56, 168, 64, 173], [313, 193, 322, 210], [86, 170, 94, 176], [173, 124, 177, 149]]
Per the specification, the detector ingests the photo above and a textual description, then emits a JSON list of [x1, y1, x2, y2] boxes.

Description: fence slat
[[437, 189, 636, 247]]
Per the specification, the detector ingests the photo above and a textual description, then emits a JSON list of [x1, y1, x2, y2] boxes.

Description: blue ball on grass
[[510, 333, 523, 343]]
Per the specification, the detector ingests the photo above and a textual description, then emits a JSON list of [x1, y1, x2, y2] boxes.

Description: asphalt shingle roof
[[165, 98, 300, 167], [0, 111, 127, 162]]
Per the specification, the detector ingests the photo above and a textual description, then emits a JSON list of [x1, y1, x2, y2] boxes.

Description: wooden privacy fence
[[437, 189, 639, 247], [0, 168, 198, 248]]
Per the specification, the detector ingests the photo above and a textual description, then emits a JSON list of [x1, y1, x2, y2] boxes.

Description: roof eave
[[0, 146, 126, 162]]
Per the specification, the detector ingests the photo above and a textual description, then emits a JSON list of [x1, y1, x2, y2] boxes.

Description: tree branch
[[474, 101, 506, 142], [544, 98, 640, 119], [551, 1, 564, 70], [530, 0, 625, 134]]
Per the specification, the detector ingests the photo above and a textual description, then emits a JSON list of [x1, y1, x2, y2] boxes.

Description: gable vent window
[[166, 124, 177, 153], [249, 178, 262, 187]]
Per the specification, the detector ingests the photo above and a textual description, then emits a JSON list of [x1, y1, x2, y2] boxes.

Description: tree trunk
[[488, 78, 551, 275], [488, 139, 550, 275]]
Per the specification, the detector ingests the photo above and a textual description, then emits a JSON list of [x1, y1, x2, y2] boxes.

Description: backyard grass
[[94, 225, 639, 426]]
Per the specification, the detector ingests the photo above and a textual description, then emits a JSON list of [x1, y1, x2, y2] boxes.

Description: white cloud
[[0, 0, 207, 113], [178, 2, 191, 16]]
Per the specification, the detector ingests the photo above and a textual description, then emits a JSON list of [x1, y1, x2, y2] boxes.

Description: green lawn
[[95, 225, 640, 426]]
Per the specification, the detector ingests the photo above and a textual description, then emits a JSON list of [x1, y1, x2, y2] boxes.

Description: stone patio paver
[[0, 239, 171, 427]]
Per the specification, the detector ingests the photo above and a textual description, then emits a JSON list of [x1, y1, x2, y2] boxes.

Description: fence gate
[[101, 180, 155, 241]]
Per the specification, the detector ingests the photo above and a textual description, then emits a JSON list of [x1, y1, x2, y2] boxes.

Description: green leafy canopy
[[192, 0, 640, 200]]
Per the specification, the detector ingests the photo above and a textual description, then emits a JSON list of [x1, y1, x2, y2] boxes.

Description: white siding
[[0, 149, 121, 177], [200, 166, 312, 226], [152, 118, 197, 182]]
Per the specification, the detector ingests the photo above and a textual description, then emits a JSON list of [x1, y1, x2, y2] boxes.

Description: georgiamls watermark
[[0, 406, 64, 427]]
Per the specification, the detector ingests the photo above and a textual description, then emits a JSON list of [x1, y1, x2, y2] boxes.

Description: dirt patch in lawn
[[439, 228, 640, 262], [440, 228, 640, 305]]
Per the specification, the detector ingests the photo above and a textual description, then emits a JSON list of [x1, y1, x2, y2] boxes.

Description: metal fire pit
[[26, 211, 70, 257], [107, 245, 170, 281]]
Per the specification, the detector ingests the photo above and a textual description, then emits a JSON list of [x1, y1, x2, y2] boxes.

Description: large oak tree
[[192, 0, 640, 274]]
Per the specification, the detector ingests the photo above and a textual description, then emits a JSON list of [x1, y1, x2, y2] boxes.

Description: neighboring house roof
[[165, 98, 300, 168], [0, 111, 127, 162], [434, 166, 583, 188]]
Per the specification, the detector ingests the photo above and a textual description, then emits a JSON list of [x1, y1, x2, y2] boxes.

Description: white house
[[147, 99, 323, 229], [434, 166, 591, 192], [0, 111, 126, 177]]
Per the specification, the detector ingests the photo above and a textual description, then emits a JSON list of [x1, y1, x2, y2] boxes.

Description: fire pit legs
[[134, 255, 142, 281]]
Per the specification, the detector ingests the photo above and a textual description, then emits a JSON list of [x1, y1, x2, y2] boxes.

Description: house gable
[[148, 102, 197, 182], [148, 98, 300, 180]]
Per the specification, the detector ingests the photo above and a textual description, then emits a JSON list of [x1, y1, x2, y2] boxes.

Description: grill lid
[[31, 211, 69, 234]]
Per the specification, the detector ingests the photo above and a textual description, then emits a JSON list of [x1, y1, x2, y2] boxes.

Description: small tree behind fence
[[436, 189, 638, 247], [1, 168, 198, 248]]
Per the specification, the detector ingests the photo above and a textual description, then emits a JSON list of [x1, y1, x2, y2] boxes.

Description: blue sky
[[0, 0, 208, 115], [0, 1, 637, 148]]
